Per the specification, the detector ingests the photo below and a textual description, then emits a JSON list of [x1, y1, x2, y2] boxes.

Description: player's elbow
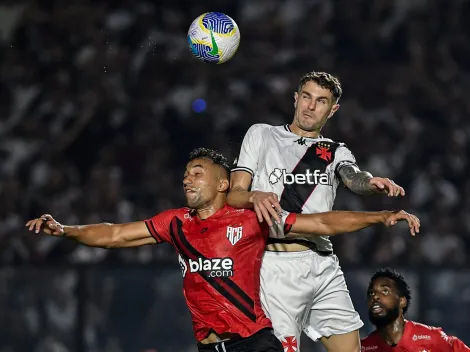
[[313, 225, 336, 236]]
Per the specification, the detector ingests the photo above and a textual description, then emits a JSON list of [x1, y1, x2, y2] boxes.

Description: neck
[[377, 316, 406, 345], [289, 123, 322, 138], [195, 196, 227, 220]]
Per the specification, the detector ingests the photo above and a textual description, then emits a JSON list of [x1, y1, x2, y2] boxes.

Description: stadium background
[[1, 0, 469, 350]]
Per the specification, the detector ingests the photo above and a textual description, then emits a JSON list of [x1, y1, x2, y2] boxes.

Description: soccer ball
[[187, 12, 240, 64]]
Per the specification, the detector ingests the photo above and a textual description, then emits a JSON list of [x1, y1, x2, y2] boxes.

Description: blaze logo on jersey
[[281, 336, 298, 352], [226, 225, 243, 245], [188, 257, 234, 277], [178, 254, 188, 277], [269, 168, 331, 186]]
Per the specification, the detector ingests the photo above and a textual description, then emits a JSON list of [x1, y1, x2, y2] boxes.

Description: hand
[[25, 214, 64, 236], [369, 177, 405, 197], [249, 191, 282, 226], [383, 210, 420, 236]]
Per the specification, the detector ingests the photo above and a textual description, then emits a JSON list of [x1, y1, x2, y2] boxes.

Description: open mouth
[[370, 302, 384, 314], [185, 189, 196, 194]]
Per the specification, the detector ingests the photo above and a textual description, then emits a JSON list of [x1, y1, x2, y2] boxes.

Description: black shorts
[[197, 328, 283, 352]]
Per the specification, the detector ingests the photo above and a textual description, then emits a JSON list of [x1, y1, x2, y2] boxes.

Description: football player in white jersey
[[228, 71, 406, 352]]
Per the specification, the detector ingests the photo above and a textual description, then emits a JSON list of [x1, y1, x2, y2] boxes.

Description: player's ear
[[399, 297, 407, 310], [328, 103, 340, 118], [218, 178, 230, 192], [294, 91, 298, 107]]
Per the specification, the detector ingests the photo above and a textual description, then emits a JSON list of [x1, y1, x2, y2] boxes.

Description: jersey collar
[[284, 124, 324, 139], [193, 204, 233, 223]]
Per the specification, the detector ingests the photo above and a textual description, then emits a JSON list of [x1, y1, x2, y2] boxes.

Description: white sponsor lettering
[[188, 257, 234, 277], [269, 168, 331, 186]]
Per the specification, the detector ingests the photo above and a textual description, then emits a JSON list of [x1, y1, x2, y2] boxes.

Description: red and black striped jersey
[[144, 204, 272, 341]]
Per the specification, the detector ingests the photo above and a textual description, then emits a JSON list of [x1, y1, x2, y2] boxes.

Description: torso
[[169, 206, 272, 342], [249, 124, 355, 252]]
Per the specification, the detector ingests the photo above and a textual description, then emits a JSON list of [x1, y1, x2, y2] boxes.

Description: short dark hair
[[188, 148, 231, 176], [298, 71, 342, 102], [369, 268, 412, 315]]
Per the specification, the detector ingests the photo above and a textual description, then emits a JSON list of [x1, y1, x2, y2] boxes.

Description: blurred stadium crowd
[[1, 0, 470, 351]]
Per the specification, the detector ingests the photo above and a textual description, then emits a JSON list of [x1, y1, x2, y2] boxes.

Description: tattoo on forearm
[[338, 165, 374, 194]]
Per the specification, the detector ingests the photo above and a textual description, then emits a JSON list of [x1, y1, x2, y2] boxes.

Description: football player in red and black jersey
[[25, 148, 419, 352], [362, 268, 469, 351]]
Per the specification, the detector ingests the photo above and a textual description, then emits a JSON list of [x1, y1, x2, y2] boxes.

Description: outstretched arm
[[287, 210, 420, 237], [337, 164, 405, 197], [26, 214, 156, 248]]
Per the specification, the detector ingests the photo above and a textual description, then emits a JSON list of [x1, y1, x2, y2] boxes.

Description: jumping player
[[362, 268, 469, 351], [25, 148, 419, 352], [228, 71, 407, 352]]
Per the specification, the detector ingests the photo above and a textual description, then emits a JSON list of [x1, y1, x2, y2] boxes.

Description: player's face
[[183, 159, 223, 209], [367, 277, 403, 327], [293, 81, 339, 132]]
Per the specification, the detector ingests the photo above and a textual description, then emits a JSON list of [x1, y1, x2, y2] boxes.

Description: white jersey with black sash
[[232, 123, 357, 252]]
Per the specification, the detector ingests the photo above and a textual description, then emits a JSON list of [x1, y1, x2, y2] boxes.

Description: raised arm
[[337, 164, 405, 197], [228, 170, 256, 209], [228, 124, 282, 225], [287, 210, 420, 237], [333, 144, 405, 196], [25, 214, 156, 248]]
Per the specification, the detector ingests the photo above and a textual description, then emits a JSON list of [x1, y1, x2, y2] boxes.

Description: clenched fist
[[25, 214, 64, 236]]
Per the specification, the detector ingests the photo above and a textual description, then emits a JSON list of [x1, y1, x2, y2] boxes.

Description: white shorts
[[259, 250, 363, 349]]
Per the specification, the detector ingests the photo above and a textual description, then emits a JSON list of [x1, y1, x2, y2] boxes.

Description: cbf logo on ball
[[187, 12, 241, 64]]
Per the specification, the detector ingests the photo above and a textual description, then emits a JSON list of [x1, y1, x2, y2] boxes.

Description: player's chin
[[298, 117, 318, 131], [368, 309, 386, 318], [185, 194, 199, 208]]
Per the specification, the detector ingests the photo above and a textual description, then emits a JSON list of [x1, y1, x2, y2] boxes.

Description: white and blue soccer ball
[[187, 12, 241, 64]]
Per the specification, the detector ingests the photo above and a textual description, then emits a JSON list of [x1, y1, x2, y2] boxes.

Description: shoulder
[[224, 207, 262, 228], [361, 330, 381, 349], [317, 137, 350, 151], [150, 207, 193, 222], [316, 139, 356, 165], [245, 123, 272, 134], [406, 320, 446, 338], [224, 206, 257, 220], [403, 320, 458, 346]]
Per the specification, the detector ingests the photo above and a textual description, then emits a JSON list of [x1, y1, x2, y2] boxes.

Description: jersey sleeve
[[333, 144, 357, 173], [435, 329, 470, 351], [231, 124, 266, 176], [144, 209, 182, 244]]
